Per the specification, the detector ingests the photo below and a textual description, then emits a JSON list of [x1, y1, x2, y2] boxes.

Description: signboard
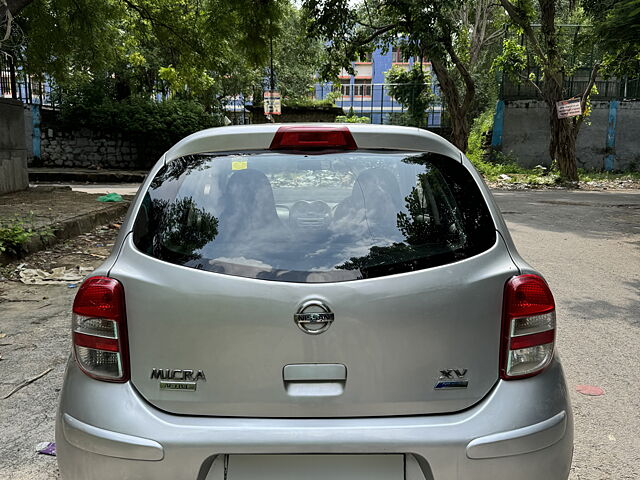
[[264, 91, 281, 115], [556, 98, 582, 119]]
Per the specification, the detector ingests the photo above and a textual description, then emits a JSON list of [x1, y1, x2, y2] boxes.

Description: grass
[[470, 158, 640, 186], [0, 214, 54, 256], [578, 171, 640, 182]]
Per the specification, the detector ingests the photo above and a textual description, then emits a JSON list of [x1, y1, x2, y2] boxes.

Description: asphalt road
[[0, 188, 638, 479]]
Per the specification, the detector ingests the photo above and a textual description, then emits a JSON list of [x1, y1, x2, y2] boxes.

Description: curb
[[0, 202, 129, 265], [28, 169, 147, 183]]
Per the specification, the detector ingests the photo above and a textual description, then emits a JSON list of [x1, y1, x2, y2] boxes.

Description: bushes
[[466, 108, 532, 180], [466, 108, 494, 164], [59, 97, 224, 146]]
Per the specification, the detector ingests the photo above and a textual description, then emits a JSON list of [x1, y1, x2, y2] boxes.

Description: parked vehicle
[[56, 124, 573, 479]]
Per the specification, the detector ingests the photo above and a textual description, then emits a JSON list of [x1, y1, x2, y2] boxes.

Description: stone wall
[[39, 127, 144, 169], [498, 100, 639, 171], [0, 99, 29, 194], [30, 105, 359, 170], [33, 109, 165, 170]]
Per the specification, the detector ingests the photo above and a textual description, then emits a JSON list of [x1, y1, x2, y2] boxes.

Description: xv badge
[[434, 368, 469, 389]]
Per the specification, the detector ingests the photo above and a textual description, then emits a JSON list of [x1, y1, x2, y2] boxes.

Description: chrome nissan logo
[[294, 300, 334, 335]]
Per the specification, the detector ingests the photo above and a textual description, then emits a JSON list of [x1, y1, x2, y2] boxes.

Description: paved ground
[[493, 189, 640, 480], [0, 187, 130, 266], [0, 187, 130, 232], [0, 188, 638, 479]]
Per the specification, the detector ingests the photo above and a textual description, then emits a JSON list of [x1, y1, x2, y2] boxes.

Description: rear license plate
[[206, 454, 404, 480]]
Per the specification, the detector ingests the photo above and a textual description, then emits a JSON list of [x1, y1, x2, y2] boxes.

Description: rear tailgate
[[111, 232, 517, 417]]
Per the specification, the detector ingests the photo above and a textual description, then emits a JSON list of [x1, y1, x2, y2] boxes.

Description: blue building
[[313, 46, 443, 126]]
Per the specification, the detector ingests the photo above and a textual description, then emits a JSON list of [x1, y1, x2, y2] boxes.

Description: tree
[[385, 64, 435, 128], [303, 0, 505, 152], [498, 0, 593, 181], [5, 0, 291, 105], [267, 4, 327, 102], [0, 0, 32, 44], [5, 0, 324, 112], [495, 0, 635, 180], [585, 0, 640, 77]]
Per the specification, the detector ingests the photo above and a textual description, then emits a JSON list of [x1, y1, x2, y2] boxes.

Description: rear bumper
[[56, 359, 573, 480]]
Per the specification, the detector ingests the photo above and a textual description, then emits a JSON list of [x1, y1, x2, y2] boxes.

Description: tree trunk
[[448, 105, 470, 152], [499, 0, 581, 182], [543, 71, 580, 181], [430, 57, 471, 152], [550, 114, 579, 180]]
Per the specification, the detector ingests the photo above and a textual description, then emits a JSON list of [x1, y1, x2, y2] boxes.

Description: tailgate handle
[[283, 364, 346, 397], [283, 363, 346, 382]]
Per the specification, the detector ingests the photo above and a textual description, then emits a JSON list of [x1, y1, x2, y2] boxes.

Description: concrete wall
[[23, 106, 33, 161], [615, 102, 640, 171], [499, 100, 639, 171], [0, 99, 29, 194]]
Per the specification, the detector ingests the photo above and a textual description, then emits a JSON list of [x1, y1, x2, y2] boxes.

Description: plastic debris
[[97, 193, 124, 203], [67, 283, 77, 288], [576, 385, 605, 396], [19, 266, 93, 285], [36, 442, 56, 456], [499, 174, 512, 181]]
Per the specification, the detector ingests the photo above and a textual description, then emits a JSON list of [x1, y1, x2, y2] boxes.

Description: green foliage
[[335, 108, 370, 123], [385, 65, 435, 128], [578, 171, 640, 181], [0, 215, 38, 255], [14, 0, 310, 109], [59, 92, 224, 144], [585, 0, 640, 77], [466, 108, 494, 163], [269, 5, 328, 101], [283, 98, 336, 108], [492, 38, 529, 81], [470, 157, 528, 181], [303, 0, 505, 150]]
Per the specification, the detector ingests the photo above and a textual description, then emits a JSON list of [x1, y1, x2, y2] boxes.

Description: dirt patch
[[1, 223, 121, 282]]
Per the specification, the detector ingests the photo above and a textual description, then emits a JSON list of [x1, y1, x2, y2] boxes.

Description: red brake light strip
[[73, 332, 119, 352]]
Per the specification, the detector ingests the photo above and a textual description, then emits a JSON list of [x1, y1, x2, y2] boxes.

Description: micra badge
[[434, 369, 468, 389], [151, 368, 206, 392]]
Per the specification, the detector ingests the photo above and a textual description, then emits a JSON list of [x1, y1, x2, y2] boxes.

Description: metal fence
[[501, 68, 640, 101], [314, 83, 447, 132], [0, 52, 57, 107], [498, 24, 640, 101]]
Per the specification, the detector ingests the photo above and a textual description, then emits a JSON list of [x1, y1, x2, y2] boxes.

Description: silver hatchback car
[[56, 124, 573, 479]]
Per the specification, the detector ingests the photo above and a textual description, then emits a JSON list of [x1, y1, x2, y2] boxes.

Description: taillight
[[269, 126, 357, 150], [501, 274, 556, 379], [72, 276, 129, 382]]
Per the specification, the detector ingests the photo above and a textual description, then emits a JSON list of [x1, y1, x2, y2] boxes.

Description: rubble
[[18, 266, 93, 285]]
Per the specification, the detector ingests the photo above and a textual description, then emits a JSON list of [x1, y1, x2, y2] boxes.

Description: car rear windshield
[[133, 151, 496, 282]]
